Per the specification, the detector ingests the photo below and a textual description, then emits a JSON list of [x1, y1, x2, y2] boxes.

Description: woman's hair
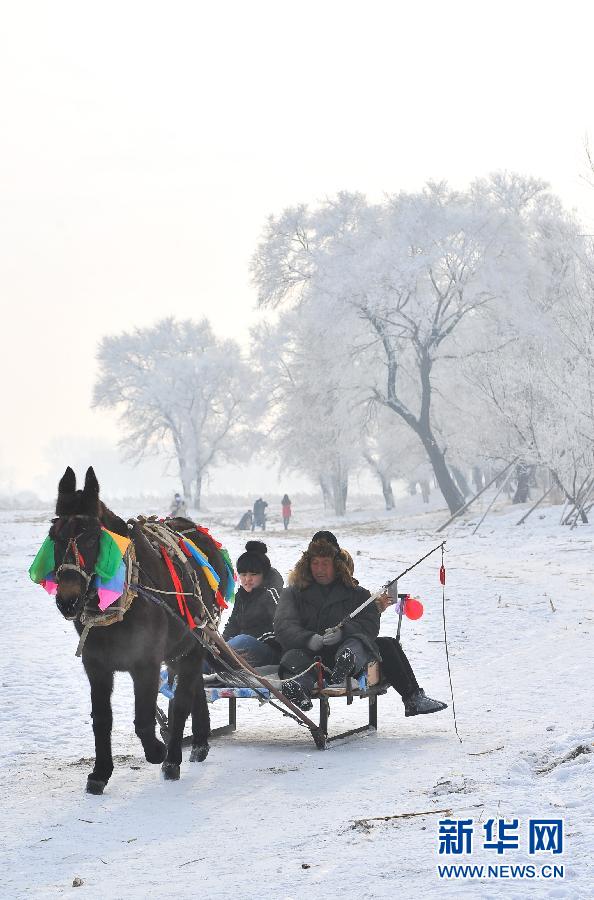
[[236, 540, 271, 576]]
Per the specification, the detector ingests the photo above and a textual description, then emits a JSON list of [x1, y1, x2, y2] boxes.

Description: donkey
[[48, 466, 219, 794]]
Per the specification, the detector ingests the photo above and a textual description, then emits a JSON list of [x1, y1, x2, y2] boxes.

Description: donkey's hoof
[[190, 742, 210, 763], [86, 777, 106, 795], [145, 740, 167, 764], [161, 761, 180, 781]]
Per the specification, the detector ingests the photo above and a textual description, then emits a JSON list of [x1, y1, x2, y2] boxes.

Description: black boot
[[404, 688, 448, 717], [328, 647, 357, 685], [282, 679, 313, 712]]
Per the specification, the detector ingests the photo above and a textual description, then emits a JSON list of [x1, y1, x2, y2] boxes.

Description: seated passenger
[[274, 532, 381, 711], [219, 541, 283, 669], [275, 531, 447, 717]]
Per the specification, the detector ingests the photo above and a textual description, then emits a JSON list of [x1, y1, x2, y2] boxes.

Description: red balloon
[[404, 597, 424, 620]]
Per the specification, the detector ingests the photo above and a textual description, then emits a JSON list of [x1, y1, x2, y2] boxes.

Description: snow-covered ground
[[1, 496, 593, 899]]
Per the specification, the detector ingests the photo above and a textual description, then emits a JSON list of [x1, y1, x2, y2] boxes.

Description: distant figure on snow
[[252, 497, 268, 531], [170, 492, 187, 517], [281, 494, 292, 530], [236, 509, 253, 531]]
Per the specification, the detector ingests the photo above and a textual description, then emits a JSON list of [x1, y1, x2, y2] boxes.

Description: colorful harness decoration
[[30, 519, 235, 634], [178, 536, 229, 610], [185, 524, 237, 605], [29, 528, 132, 612]]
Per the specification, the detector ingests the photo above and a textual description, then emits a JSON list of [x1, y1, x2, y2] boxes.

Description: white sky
[[2, 0, 594, 496]]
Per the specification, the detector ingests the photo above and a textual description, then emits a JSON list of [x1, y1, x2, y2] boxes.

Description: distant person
[[252, 497, 268, 531], [170, 492, 187, 517], [281, 494, 292, 530], [236, 510, 253, 531]]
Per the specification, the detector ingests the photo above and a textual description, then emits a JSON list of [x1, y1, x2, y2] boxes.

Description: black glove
[[306, 633, 324, 652]]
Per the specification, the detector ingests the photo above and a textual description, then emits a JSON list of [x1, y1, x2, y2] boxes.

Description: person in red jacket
[[281, 494, 292, 530]]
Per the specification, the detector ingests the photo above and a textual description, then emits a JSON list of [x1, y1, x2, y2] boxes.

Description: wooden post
[[515, 485, 554, 525], [436, 457, 519, 533], [473, 466, 515, 534]]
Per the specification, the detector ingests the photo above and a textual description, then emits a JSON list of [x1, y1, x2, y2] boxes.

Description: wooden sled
[[156, 662, 389, 749]]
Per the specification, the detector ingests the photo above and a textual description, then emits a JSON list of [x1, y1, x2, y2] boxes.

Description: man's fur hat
[[287, 530, 358, 590]]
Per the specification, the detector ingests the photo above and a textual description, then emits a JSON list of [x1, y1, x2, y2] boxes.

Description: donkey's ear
[[58, 466, 76, 494], [80, 466, 100, 516], [83, 467, 100, 498], [56, 466, 78, 515]]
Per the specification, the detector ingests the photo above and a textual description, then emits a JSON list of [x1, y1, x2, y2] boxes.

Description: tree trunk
[[450, 465, 471, 499], [380, 473, 395, 510], [472, 466, 484, 492], [377, 329, 465, 515], [513, 462, 531, 504], [319, 475, 332, 510], [363, 453, 395, 511], [194, 473, 202, 510], [419, 432, 465, 515], [331, 472, 347, 516], [179, 465, 193, 508]]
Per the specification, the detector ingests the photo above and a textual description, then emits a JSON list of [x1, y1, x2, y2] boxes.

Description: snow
[[2, 498, 593, 898]]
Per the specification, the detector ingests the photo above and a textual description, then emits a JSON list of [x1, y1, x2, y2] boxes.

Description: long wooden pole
[[515, 485, 554, 526], [472, 466, 515, 534], [436, 457, 519, 533]]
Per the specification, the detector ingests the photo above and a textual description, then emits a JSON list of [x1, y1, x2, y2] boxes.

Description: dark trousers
[[376, 636, 419, 699], [279, 638, 373, 691]]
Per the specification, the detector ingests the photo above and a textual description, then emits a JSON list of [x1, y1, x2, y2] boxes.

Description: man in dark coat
[[275, 530, 448, 717], [251, 498, 268, 531], [274, 531, 381, 710]]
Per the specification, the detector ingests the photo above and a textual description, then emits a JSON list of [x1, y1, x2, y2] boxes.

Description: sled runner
[[156, 661, 390, 750]]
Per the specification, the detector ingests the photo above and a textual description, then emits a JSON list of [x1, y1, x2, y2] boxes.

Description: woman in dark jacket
[[221, 541, 283, 668]]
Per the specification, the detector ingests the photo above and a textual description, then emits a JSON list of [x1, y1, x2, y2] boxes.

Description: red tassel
[[196, 524, 222, 549], [160, 547, 196, 629], [439, 564, 446, 585], [215, 589, 228, 610]]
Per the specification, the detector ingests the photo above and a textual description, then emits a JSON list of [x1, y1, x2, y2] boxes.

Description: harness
[[74, 543, 139, 657], [30, 516, 231, 665], [56, 536, 92, 593]]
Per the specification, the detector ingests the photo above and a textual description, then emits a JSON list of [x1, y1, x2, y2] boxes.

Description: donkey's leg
[[130, 664, 167, 765], [85, 665, 114, 795], [190, 663, 211, 763], [162, 658, 202, 780]]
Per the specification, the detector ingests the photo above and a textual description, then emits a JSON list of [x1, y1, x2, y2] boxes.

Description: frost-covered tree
[[252, 178, 556, 514], [93, 318, 259, 508], [252, 304, 366, 515], [361, 405, 428, 510], [468, 233, 594, 517]]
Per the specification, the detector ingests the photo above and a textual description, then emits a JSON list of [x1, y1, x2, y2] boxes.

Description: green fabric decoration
[[220, 547, 236, 602], [29, 536, 55, 583], [95, 530, 125, 581]]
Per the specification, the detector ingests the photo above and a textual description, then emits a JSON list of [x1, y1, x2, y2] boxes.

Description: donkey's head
[[51, 467, 103, 619]]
